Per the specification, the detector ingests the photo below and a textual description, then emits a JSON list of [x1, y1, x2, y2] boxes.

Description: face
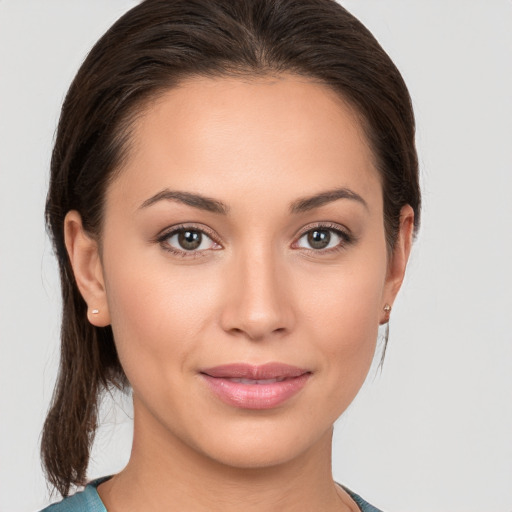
[[67, 74, 412, 470]]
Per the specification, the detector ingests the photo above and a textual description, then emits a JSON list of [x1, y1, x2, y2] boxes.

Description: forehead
[[110, 74, 381, 213]]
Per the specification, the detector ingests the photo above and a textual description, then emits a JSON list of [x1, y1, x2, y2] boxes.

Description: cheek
[[301, 253, 386, 337], [296, 250, 387, 397], [102, 252, 219, 386]]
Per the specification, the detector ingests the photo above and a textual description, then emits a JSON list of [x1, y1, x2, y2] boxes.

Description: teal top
[[40, 477, 383, 512]]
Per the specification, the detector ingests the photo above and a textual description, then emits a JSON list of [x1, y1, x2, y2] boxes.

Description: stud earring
[[92, 309, 99, 315], [383, 304, 391, 314]]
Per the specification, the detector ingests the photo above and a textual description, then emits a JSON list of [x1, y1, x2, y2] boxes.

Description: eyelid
[[294, 221, 352, 240], [155, 223, 221, 242]]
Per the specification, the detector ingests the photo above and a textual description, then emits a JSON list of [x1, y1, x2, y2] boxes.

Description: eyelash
[[155, 222, 354, 258]]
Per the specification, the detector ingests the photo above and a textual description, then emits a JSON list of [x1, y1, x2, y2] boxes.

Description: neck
[[97, 397, 356, 512]]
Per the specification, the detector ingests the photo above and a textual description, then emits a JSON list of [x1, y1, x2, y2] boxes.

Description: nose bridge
[[221, 239, 292, 340]]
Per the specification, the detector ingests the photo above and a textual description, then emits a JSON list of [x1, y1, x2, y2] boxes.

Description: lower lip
[[201, 373, 311, 409]]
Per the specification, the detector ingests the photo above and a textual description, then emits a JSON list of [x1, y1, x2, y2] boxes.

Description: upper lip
[[200, 363, 310, 380]]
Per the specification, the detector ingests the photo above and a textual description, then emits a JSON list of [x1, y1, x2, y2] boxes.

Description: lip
[[199, 363, 311, 410]]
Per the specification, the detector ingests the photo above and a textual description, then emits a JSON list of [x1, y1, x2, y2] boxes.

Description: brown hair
[[42, 0, 420, 497]]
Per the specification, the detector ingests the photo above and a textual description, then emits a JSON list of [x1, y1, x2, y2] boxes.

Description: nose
[[219, 245, 295, 341]]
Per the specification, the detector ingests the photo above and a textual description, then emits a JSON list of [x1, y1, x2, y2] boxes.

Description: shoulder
[[38, 477, 110, 512], [338, 483, 385, 512]]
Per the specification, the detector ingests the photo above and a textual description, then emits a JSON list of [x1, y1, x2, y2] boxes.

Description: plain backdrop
[[1, 1, 511, 511]]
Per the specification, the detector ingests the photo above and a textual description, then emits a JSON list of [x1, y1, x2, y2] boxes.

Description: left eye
[[164, 228, 217, 252], [296, 228, 345, 250]]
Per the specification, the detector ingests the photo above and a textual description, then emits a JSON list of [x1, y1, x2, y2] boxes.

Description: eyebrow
[[289, 187, 368, 213], [139, 189, 230, 214], [139, 186, 367, 215]]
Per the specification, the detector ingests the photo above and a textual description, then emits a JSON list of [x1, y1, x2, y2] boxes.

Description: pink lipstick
[[199, 363, 311, 409]]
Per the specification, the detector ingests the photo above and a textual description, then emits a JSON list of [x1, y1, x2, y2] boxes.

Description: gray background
[[1, 1, 511, 511]]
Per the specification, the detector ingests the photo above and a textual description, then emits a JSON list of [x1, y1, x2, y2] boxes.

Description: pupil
[[178, 230, 201, 250], [308, 229, 330, 249]]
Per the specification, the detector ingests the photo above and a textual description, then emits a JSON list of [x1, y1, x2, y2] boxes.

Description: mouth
[[199, 363, 311, 410], [222, 377, 289, 384]]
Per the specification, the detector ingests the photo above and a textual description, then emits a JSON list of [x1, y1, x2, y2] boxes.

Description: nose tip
[[220, 254, 294, 341], [227, 311, 287, 342]]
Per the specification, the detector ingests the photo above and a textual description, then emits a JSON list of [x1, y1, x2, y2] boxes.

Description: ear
[[64, 210, 111, 327], [380, 204, 415, 324]]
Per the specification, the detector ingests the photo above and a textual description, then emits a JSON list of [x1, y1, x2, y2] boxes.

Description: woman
[[40, 0, 420, 510]]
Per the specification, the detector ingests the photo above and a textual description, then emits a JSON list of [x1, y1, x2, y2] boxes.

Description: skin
[[64, 74, 414, 511]]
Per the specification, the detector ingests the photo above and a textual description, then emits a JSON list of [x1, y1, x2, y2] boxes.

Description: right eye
[[158, 225, 221, 257]]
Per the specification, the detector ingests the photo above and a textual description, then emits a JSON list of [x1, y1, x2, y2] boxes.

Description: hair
[[42, 0, 420, 497]]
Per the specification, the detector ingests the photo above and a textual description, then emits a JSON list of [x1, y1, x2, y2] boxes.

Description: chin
[[186, 415, 332, 471]]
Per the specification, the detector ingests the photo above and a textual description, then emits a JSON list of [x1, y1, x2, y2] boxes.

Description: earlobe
[[381, 205, 415, 322], [64, 211, 111, 327]]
